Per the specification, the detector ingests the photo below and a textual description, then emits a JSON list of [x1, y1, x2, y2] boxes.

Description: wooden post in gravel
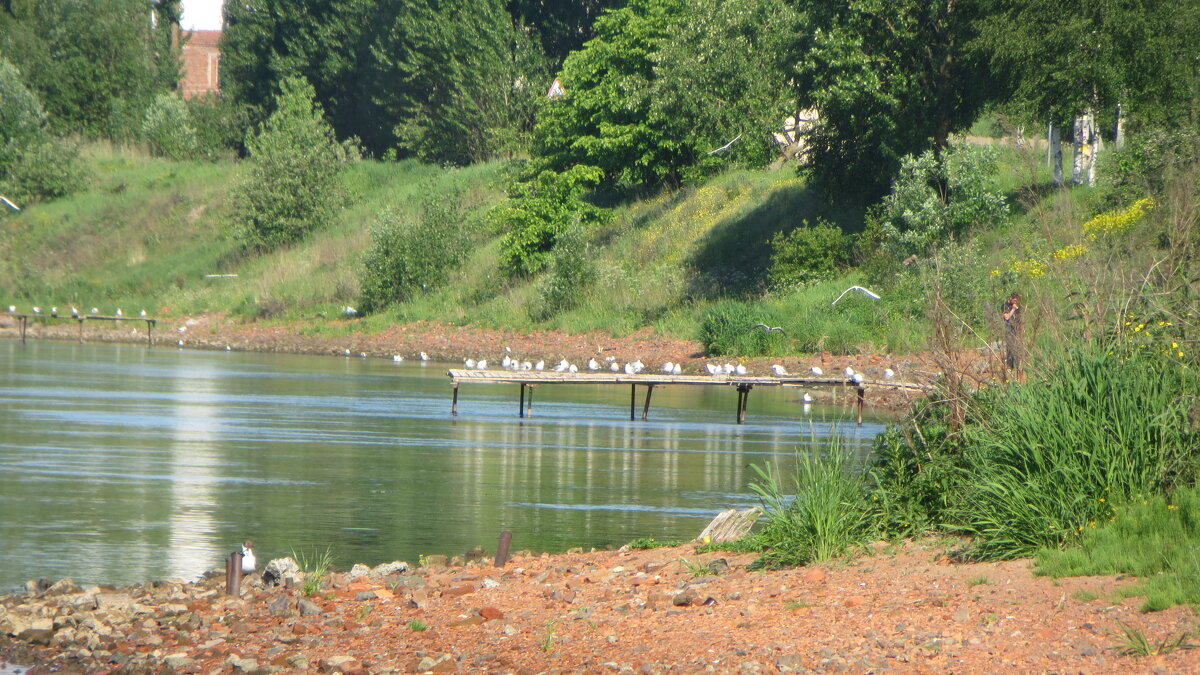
[[495, 530, 513, 567], [227, 550, 243, 596]]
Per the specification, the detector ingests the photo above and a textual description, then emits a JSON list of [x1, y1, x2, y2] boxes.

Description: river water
[[0, 339, 887, 592]]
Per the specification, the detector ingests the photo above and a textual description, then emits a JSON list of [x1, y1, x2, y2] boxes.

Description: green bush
[[699, 301, 788, 356], [492, 165, 609, 277], [186, 93, 252, 160], [142, 92, 198, 160], [749, 433, 876, 569], [530, 223, 596, 321], [359, 193, 470, 313], [232, 77, 349, 250], [953, 346, 1200, 560], [2, 139, 90, 204], [0, 58, 48, 176], [767, 219, 851, 290], [878, 142, 1009, 258]]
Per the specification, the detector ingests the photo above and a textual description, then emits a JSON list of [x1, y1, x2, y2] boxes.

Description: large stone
[[320, 656, 365, 674], [298, 598, 324, 617], [164, 652, 194, 669], [372, 561, 410, 577], [262, 557, 303, 586], [267, 595, 296, 617], [348, 564, 372, 580], [44, 578, 83, 597]]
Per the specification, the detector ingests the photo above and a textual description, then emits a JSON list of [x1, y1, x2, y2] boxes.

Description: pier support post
[[519, 383, 526, 418], [146, 319, 154, 346], [736, 384, 752, 424], [856, 385, 865, 426], [77, 318, 84, 343], [630, 384, 637, 420], [642, 384, 655, 420], [495, 530, 513, 567], [451, 382, 459, 415], [526, 384, 534, 417], [18, 315, 26, 343]]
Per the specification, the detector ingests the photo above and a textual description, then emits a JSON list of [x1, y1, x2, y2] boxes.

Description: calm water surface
[[0, 339, 887, 591]]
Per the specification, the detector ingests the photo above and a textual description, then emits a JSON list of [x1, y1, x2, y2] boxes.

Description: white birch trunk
[[1114, 103, 1125, 149], [1072, 111, 1099, 186]]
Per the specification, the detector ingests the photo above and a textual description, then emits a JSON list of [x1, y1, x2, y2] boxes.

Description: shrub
[[2, 139, 90, 204], [767, 219, 851, 290], [953, 345, 1200, 560], [699, 301, 788, 356], [232, 77, 349, 250], [359, 193, 470, 313], [186, 93, 252, 160], [0, 57, 48, 176], [530, 223, 596, 321], [749, 432, 876, 569], [142, 92, 198, 160], [492, 165, 609, 277], [878, 142, 1009, 258]]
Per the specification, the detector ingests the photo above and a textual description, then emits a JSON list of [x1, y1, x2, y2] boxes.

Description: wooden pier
[[447, 369, 930, 425], [6, 312, 158, 345]]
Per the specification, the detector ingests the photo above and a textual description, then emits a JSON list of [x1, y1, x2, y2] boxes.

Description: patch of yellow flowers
[[1082, 197, 1154, 240]]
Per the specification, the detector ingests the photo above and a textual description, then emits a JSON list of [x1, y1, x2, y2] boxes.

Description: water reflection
[[0, 340, 888, 591]]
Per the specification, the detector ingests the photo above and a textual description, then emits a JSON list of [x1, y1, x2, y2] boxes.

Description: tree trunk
[[1072, 111, 1099, 186], [1114, 102, 1125, 149], [1048, 123, 1064, 186]]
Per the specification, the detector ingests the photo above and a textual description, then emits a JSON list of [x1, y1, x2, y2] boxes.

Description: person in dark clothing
[[1001, 292, 1022, 369]]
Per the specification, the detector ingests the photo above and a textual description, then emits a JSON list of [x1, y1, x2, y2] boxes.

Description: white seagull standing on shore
[[241, 540, 256, 574]]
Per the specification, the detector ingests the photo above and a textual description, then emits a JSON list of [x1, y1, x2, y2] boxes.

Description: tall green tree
[[371, 0, 547, 165], [220, 0, 389, 152], [795, 0, 993, 201], [505, 0, 623, 68], [0, 0, 178, 137], [0, 58, 47, 176], [232, 77, 350, 250], [533, 0, 687, 191], [650, 0, 807, 180]]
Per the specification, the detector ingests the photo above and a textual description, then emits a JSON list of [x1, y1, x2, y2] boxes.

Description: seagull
[[178, 340, 184, 347], [225, 345, 232, 351], [502, 355, 512, 368], [241, 540, 256, 574], [50, 306, 58, 317], [831, 285, 881, 306], [465, 358, 477, 368], [662, 361, 674, 373], [393, 355, 404, 362], [852, 372, 864, 384], [476, 359, 487, 370], [70, 307, 79, 318], [884, 368, 895, 379], [32, 306, 40, 314], [178, 326, 187, 333], [771, 364, 788, 376], [624, 362, 637, 374], [343, 349, 351, 356], [420, 352, 429, 361], [116, 308, 122, 317], [723, 363, 735, 375], [554, 358, 570, 372], [588, 358, 600, 371], [90, 307, 99, 315], [610, 362, 620, 372], [735, 364, 748, 375], [534, 360, 545, 371], [568, 364, 578, 373], [6, 305, 14, 313], [521, 361, 532, 371], [705, 363, 720, 376], [672, 363, 682, 375], [344, 306, 359, 317], [754, 323, 786, 334], [631, 360, 644, 373], [139, 309, 147, 317], [844, 366, 855, 378], [359, 352, 367, 358], [802, 392, 814, 403]]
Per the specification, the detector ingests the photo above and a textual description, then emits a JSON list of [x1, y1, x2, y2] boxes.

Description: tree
[[0, 57, 89, 204], [0, 58, 48, 176], [0, 0, 179, 138], [371, 0, 547, 165], [142, 93, 198, 160], [505, 0, 623, 68], [650, 0, 807, 181], [532, 0, 687, 191], [794, 0, 993, 201], [232, 77, 349, 250], [220, 0, 388, 152]]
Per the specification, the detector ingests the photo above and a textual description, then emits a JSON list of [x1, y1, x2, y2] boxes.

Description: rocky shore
[[3, 539, 1198, 674]]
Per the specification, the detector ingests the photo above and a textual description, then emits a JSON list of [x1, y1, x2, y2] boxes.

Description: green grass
[[408, 619, 429, 632], [1111, 620, 1196, 656], [292, 546, 334, 597], [1037, 487, 1200, 611]]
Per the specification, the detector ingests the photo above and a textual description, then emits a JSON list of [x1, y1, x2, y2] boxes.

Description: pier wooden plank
[[446, 368, 930, 391]]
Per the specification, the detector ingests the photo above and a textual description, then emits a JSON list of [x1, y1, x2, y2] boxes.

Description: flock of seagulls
[[6, 305, 151, 318]]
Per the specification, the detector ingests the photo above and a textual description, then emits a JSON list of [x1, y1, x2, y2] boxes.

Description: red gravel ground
[[3, 539, 1199, 673]]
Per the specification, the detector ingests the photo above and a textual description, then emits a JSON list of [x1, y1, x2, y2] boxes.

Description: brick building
[[180, 30, 221, 99]]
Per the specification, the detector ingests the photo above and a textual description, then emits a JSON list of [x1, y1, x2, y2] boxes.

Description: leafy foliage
[[532, 0, 687, 190], [185, 94, 253, 161], [493, 165, 609, 277], [699, 301, 789, 357], [767, 220, 852, 290], [233, 77, 350, 250], [531, 223, 596, 321], [0, 58, 49, 177], [142, 93, 198, 160], [358, 192, 471, 313], [1, 139, 90, 205], [749, 436, 876, 569]]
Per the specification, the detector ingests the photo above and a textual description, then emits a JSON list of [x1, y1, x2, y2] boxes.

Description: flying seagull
[[831, 285, 882, 306], [754, 323, 786, 334]]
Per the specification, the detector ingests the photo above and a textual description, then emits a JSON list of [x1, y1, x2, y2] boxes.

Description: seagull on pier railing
[[672, 363, 681, 375], [831, 285, 881, 306], [588, 358, 600, 371], [476, 359, 487, 370], [116, 308, 123, 317], [71, 307, 79, 318], [735, 364, 748, 375], [8, 305, 17, 313], [610, 361, 620, 372], [705, 363, 720, 376], [844, 366, 856, 378], [884, 368, 895, 379], [51, 307, 58, 317], [465, 358, 477, 368], [140, 309, 147, 317], [811, 366, 824, 376], [771, 364, 788, 376], [90, 307, 99, 315], [662, 361, 674, 374]]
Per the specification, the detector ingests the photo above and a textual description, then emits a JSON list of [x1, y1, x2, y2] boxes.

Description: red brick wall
[[181, 30, 221, 99]]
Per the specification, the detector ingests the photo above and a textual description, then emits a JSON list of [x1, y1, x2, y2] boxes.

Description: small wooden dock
[[447, 369, 930, 425], [6, 312, 158, 345]]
